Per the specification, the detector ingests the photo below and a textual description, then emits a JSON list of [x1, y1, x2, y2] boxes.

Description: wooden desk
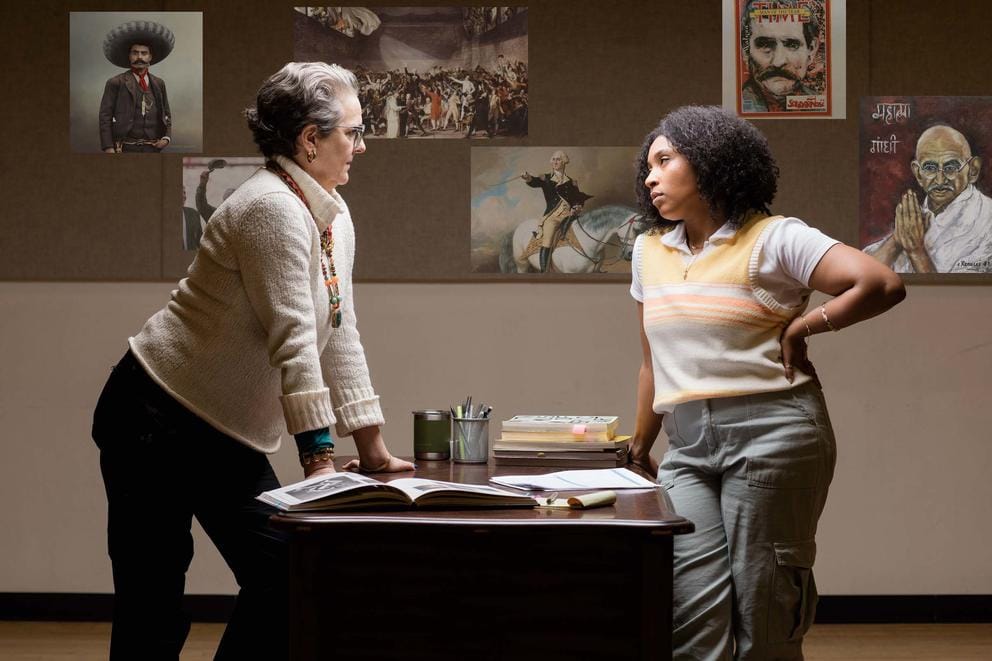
[[271, 460, 693, 661]]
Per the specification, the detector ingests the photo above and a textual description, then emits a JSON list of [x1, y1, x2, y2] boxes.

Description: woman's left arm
[[781, 244, 906, 382], [320, 214, 413, 473]]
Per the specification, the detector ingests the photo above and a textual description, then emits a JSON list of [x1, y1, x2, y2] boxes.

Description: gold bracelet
[[301, 447, 335, 466], [819, 304, 838, 332], [801, 315, 813, 337]]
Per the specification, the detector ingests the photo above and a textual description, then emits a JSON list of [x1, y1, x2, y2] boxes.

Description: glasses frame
[[915, 155, 975, 179], [335, 124, 366, 150]]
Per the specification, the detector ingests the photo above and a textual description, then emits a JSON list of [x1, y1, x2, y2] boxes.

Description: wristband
[[294, 427, 335, 458]]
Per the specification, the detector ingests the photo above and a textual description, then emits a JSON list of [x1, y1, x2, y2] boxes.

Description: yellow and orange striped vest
[[638, 214, 811, 412]]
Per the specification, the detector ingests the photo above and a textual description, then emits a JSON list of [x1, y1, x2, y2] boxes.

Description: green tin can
[[413, 409, 451, 460]]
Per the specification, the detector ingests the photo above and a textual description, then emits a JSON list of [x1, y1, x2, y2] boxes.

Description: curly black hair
[[634, 105, 779, 230]]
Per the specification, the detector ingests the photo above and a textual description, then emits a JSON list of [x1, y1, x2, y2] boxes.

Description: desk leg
[[287, 526, 320, 661], [640, 533, 673, 661]]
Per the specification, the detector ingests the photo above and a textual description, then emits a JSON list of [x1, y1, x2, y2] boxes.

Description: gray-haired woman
[[92, 62, 413, 660]]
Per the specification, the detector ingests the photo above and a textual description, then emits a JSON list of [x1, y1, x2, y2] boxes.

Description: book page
[[259, 472, 403, 509], [387, 478, 531, 501], [490, 467, 658, 491]]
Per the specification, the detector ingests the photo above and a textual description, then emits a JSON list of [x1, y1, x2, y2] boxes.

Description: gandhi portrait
[[864, 125, 992, 273]]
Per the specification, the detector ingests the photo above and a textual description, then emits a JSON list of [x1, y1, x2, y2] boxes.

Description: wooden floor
[[1, 622, 990, 660]]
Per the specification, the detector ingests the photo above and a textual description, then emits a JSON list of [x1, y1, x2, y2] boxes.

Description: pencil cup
[[413, 410, 451, 460], [451, 417, 489, 464]]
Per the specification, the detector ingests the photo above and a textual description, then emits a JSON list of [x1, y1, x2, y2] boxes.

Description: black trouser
[[92, 351, 288, 660]]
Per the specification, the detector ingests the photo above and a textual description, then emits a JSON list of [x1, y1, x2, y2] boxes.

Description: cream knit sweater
[[130, 155, 384, 453]]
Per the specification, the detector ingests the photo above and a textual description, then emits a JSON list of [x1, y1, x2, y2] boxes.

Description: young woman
[[628, 106, 905, 660]]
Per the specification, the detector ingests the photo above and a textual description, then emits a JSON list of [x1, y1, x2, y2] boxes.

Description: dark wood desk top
[[272, 458, 693, 534]]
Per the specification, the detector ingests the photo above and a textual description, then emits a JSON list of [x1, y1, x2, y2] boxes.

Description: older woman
[[91, 62, 413, 660], [627, 106, 904, 660]]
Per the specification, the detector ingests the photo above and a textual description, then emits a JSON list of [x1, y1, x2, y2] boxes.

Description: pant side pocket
[[767, 539, 818, 644]]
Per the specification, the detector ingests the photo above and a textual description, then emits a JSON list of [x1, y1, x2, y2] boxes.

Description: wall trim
[[1, 593, 990, 624], [0, 593, 234, 622], [814, 595, 992, 624]]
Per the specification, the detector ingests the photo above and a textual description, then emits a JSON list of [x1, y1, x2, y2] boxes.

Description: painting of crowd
[[462, 6, 525, 36], [357, 58, 527, 139], [294, 7, 528, 140]]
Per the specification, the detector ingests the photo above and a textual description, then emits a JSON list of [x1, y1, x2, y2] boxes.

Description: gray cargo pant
[[658, 381, 836, 660]]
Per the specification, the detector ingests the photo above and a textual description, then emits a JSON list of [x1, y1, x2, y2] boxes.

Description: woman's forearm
[[631, 363, 663, 460], [802, 244, 907, 335]]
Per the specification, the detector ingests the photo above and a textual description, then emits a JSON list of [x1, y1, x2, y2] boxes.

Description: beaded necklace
[[265, 160, 343, 328]]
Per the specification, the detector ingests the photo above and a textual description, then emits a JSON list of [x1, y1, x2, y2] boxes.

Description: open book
[[257, 472, 537, 512]]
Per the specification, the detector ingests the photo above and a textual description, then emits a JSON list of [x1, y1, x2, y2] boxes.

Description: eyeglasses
[[915, 155, 974, 178], [335, 124, 365, 149]]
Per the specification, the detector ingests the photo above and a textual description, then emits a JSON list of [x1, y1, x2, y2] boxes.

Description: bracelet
[[819, 304, 838, 332], [801, 315, 813, 337], [301, 446, 336, 466]]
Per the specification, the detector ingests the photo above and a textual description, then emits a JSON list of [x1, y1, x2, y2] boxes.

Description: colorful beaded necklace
[[265, 160, 343, 328]]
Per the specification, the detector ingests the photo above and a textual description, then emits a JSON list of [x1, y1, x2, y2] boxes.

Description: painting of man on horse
[[471, 146, 647, 274]]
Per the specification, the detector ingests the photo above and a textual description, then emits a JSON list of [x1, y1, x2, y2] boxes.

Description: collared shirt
[[632, 216, 838, 308]]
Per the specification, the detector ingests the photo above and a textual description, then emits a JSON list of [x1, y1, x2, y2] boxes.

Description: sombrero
[[103, 20, 175, 68]]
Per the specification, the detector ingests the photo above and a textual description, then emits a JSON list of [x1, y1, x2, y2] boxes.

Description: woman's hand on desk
[[343, 455, 415, 474], [346, 425, 416, 474], [628, 447, 658, 478]]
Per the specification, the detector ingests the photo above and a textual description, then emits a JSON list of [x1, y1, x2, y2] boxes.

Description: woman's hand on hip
[[780, 317, 819, 386]]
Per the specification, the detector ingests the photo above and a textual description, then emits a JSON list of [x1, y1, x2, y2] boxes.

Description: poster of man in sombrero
[[69, 12, 202, 154]]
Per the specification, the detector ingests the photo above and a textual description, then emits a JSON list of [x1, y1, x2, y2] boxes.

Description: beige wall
[[1, 281, 990, 595]]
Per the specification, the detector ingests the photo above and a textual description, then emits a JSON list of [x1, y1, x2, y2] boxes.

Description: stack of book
[[493, 415, 629, 468]]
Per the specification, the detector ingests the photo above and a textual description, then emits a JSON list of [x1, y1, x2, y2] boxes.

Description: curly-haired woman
[[627, 106, 905, 660]]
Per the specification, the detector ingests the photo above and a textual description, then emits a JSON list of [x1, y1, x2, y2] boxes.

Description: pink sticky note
[[572, 424, 586, 435]]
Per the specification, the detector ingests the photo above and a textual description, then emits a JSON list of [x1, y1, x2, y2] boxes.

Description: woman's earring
[[306, 149, 317, 163]]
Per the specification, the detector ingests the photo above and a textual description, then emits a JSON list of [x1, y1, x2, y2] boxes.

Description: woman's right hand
[[628, 446, 658, 477]]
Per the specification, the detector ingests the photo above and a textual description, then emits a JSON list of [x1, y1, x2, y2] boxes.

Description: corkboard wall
[[4, 1, 988, 282]]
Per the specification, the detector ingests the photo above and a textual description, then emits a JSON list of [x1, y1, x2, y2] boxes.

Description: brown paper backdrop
[[4, 0, 987, 282]]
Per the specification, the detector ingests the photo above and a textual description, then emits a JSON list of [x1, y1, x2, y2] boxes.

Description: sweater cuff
[[281, 388, 335, 435], [333, 391, 385, 437]]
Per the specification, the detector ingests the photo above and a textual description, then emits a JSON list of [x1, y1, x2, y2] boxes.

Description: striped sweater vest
[[638, 214, 811, 411]]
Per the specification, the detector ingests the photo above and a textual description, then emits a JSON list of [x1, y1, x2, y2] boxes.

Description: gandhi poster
[[721, 0, 846, 119], [294, 7, 528, 139], [471, 147, 645, 274], [69, 12, 203, 153], [860, 97, 992, 275], [181, 157, 264, 251]]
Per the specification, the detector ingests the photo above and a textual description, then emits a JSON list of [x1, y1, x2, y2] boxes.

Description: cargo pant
[[658, 381, 836, 660]]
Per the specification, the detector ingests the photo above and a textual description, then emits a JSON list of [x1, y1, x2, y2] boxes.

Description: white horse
[[499, 205, 645, 274]]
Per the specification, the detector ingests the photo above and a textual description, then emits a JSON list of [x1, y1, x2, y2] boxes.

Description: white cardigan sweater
[[130, 155, 384, 453]]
